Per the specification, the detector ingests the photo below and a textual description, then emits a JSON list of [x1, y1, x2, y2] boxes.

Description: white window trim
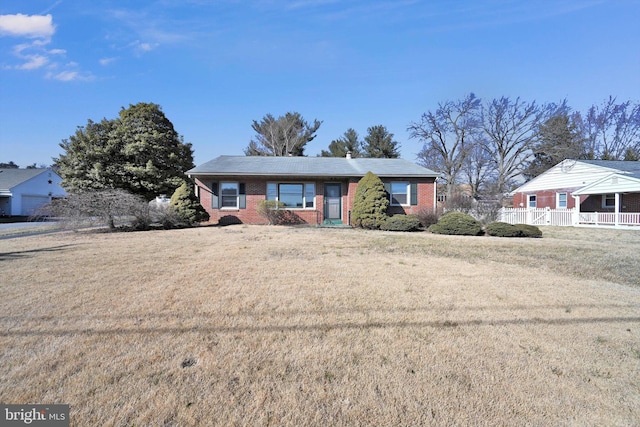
[[556, 192, 567, 209], [266, 182, 316, 209], [527, 194, 537, 208], [220, 182, 239, 210], [390, 182, 410, 206], [602, 193, 615, 209]]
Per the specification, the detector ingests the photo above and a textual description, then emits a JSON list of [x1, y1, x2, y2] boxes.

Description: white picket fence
[[499, 208, 640, 227]]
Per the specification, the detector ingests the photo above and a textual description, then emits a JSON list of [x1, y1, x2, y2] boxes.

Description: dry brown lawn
[[1, 225, 639, 426]]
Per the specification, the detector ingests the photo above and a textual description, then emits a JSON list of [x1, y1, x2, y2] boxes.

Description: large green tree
[[320, 128, 363, 157], [245, 112, 322, 156], [363, 125, 401, 158], [55, 103, 194, 200], [522, 112, 587, 179]]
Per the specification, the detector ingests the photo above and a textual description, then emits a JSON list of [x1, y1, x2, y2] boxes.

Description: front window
[[220, 182, 239, 208], [528, 195, 537, 208], [557, 192, 567, 209], [266, 182, 315, 209], [603, 194, 615, 208], [390, 182, 409, 205]]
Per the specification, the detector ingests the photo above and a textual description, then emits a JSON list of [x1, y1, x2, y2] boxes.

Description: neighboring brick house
[[187, 155, 438, 225], [511, 159, 640, 213]]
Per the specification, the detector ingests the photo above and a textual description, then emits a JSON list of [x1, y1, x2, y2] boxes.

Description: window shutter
[[239, 183, 246, 209], [211, 182, 219, 209], [410, 182, 418, 205]]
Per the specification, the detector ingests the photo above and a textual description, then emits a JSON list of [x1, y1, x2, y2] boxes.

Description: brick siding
[[195, 176, 436, 225]]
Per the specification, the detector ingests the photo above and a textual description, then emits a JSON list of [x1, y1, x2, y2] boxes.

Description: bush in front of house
[[428, 211, 483, 236], [256, 200, 286, 225], [514, 223, 543, 238], [414, 207, 440, 228], [170, 182, 210, 226], [485, 222, 542, 238], [351, 171, 390, 229], [380, 214, 421, 232], [485, 221, 521, 237]]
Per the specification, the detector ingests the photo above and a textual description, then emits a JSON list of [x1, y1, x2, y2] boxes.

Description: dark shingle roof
[[580, 160, 640, 179], [0, 168, 48, 192], [188, 156, 438, 178]]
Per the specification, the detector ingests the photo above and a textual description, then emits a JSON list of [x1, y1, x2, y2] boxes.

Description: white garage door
[[21, 195, 49, 216]]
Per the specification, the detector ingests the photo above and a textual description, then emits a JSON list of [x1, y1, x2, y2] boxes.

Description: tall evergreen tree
[[363, 125, 401, 158], [55, 103, 194, 200], [523, 112, 587, 179], [245, 112, 322, 156], [320, 128, 363, 157]]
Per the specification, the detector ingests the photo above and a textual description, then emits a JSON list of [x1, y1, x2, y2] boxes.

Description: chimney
[[346, 151, 352, 159]]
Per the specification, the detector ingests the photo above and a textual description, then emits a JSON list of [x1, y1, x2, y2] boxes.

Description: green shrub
[[485, 221, 521, 237], [381, 214, 421, 232], [485, 222, 542, 238], [170, 182, 210, 226], [351, 171, 390, 229], [514, 223, 542, 238], [428, 211, 483, 236]]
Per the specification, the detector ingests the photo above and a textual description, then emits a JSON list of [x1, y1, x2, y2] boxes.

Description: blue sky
[[1, 0, 639, 168]]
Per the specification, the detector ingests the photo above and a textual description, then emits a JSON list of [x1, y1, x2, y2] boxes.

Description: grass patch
[[1, 225, 639, 425]]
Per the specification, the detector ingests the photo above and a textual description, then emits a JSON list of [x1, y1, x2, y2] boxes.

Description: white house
[[503, 160, 640, 227], [0, 168, 67, 216]]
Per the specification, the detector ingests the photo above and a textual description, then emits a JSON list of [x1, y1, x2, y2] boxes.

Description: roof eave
[[187, 171, 437, 178]]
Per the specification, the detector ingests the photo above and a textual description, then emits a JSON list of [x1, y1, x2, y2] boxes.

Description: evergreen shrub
[[514, 224, 543, 238], [351, 171, 390, 229], [170, 182, 210, 226], [381, 214, 421, 232], [428, 211, 483, 236], [485, 222, 542, 238]]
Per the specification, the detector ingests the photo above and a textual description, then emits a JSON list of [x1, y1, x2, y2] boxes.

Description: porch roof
[[572, 173, 640, 195], [188, 156, 438, 178]]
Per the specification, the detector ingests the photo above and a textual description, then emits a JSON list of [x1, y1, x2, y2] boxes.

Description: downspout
[[433, 177, 437, 213]]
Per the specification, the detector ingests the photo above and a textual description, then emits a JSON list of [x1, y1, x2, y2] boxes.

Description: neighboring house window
[[602, 194, 615, 208], [221, 182, 239, 208], [527, 194, 537, 208], [266, 182, 315, 209], [556, 192, 567, 209]]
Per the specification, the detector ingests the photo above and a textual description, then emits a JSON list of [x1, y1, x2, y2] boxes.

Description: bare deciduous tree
[[581, 97, 640, 160], [408, 93, 482, 201], [481, 97, 557, 195]]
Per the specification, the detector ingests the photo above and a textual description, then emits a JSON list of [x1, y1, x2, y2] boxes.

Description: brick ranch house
[[503, 159, 640, 227], [187, 155, 438, 225]]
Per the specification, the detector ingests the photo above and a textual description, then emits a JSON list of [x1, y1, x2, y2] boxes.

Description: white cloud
[[46, 70, 94, 82], [16, 54, 49, 70], [0, 14, 55, 39], [1, 13, 93, 81], [99, 57, 117, 66]]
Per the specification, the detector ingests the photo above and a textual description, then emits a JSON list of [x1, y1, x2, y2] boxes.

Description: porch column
[[615, 193, 620, 227], [572, 195, 581, 226]]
